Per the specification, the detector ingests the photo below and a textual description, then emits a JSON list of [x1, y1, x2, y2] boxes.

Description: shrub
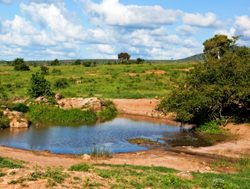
[[40, 65, 49, 75], [28, 72, 53, 98], [83, 61, 91, 67], [0, 114, 9, 129], [98, 100, 117, 122], [51, 68, 62, 75], [54, 78, 69, 89], [11, 103, 29, 113], [72, 59, 81, 65], [0, 157, 22, 168], [27, 104, 97, 125], [196, 121, 222, 134], [49, 59, 61, 66], [13, 58, 30, 71]]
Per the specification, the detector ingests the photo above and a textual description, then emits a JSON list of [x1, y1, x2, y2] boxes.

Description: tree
[[118, 52, 131, 62], [136, 58, 145, 64], [28, 72, 53, 98], [50, 59, 61, 66], [73, 59, 81, 65], [203, 35, 237, 60], [159, 36, 250, 125], [12, 58, 30, 71]]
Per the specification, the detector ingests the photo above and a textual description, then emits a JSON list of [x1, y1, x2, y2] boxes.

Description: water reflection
[[0, 117, 205, 154]]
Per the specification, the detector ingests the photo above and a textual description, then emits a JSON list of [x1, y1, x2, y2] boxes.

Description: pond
[[0, 117, 210, 154]]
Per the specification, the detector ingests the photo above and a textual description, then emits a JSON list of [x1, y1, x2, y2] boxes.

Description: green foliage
[[40, 65, 49, 75], [0, 113, 9, 129], [118, 52, 131, 62], [90, 147, 113, 158], [53, 78, 69, 89], [83, 61, 92, 67], [136, 58, 145, 64], [160, 37, 250, 125], [13, 58, 30, 71], [72, 59, 81, 65], [50, 59, 61, 66], [98, 100, 117, 122], [11, 103, 29, 113], [196, 121, 222, 134], [0, 157, 23, 168], [203, 35, 237, 60], [51, 68, 62, 75], [27, 104, 97, 125], [69, 163, 92, 172], [28, 72, 53, 98]]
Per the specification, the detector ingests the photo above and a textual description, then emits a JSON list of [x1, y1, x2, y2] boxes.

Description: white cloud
[[177, 25, 197, 36], [234, 15, 250, 38], [182, 12, 221, 28], [0, 0, 12, 4], [96, 44, 115, 54], [82, 0, 181, 28]]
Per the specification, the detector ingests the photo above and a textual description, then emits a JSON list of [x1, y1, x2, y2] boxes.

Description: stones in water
[[3, 110, 30, 128]]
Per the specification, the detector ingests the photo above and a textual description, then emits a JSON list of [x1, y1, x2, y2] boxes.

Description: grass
[[27, 104, 97, 125], [90, 147, 113, 158], [128, 138, 161, 146], [98, 100, 118, 122], [0, 62, 196, 99], [69, 163, 93, 172], [0, 157, 23, 169], [197, 121, 223, 134]]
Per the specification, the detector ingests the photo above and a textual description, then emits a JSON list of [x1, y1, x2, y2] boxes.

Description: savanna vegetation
[[0, 156, 250, 188]]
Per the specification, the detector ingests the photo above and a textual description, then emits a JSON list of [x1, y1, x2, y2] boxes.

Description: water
[[0, 117, 208, 154]]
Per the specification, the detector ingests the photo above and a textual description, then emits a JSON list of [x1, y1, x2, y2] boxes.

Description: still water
[[0, 117, 208, 154]]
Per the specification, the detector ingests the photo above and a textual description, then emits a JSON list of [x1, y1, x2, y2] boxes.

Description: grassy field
[[0, 156, 249, 188], [0, 62, 196, 99]]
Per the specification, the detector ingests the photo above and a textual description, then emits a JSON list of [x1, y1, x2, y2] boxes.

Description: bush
[[196, 121, 222, 134], [51, 69, 62, 75], [54, 78, 69, 89], [27, 104, 97, 125], [98, 100, 117, 122], [40, 66, 49, 75], [159, 37, 250, 125], [83, 61, 91, 67], [0, 114, 9, 129], [72, 59, 81, 65], [11, 103, 29, 113], [13, 58, 30, 71], [28, 72, 53, 98], [49, 59, 61, 66]]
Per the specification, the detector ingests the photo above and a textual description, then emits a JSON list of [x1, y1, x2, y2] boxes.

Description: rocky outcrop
[[35, 96, 48, 103], [3, 110, 30, 128], [57, 97, 102, 111]]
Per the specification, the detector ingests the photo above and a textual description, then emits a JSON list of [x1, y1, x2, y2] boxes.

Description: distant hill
[[178, 54, 205, 62]]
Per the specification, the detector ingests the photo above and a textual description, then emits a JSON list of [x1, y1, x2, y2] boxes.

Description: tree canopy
[[159, 36, 250, 125], [118, 52, 131, 62]]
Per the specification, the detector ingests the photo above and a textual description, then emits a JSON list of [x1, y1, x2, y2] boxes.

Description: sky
[[0, 0, 250, 60]]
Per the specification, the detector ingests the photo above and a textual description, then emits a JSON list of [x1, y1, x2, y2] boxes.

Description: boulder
[[3, 110, 30, 128], [55, 93, 63, 100], [57, 97, 102, 111], [35, 96, 48, 103]]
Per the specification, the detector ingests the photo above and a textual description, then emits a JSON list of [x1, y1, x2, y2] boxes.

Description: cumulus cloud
[[182, 12, 221, 28], [176, 25, 197, 36], [82, 0, 181, 28], [234, 15, 250, 39]]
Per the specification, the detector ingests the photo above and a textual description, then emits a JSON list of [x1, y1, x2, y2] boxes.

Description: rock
[[176, 171, 193, 180], [35, 96, 48, 103], [3, 110, 30, 128], [55, 93, 63, 100], [82, 154, 91, 160], [57, 97, 102, 111]]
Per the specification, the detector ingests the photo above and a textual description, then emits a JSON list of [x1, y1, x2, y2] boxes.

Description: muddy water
[[0, 117, 210, 154]]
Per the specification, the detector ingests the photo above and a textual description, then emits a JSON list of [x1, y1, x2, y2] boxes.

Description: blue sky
[[0, 0, 249, 60]]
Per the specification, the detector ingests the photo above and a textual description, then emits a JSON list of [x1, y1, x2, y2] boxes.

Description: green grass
[[69, 163, 93, 172], [98, 100, 118, 122], [0, 157, 23, 169], [90, 147, 113, 158], [0, 63, 196, 99], [27, 104, 97, 125], [197, 121, 223, 134]]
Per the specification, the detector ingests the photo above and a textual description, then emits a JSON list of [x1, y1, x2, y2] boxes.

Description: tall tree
[[118, 52, 131, 62], [203, 35, 237, 60]]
